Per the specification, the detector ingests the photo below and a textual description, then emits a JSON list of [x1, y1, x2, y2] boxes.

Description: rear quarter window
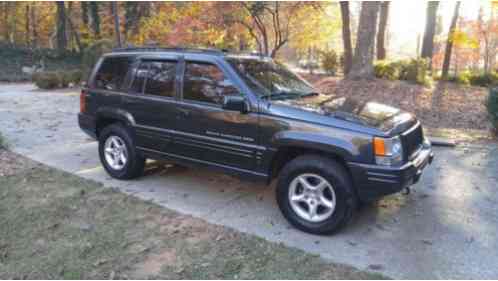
[[93, 56, 133, 91]]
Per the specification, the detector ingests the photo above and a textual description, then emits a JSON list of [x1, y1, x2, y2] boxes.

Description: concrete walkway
[[1, 84, 498, 279]]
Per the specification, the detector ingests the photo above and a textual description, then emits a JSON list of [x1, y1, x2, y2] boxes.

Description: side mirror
[[222, 96, 249, 113]]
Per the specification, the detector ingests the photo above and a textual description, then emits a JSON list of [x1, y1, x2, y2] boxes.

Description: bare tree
[[236, 2, 302, 58], [421, 1, 439, 69], [111, 2, 122, 47], [442, 1, 461, 79], [376, 1, 389, 60], [340, 1, 353, 74], [477, 6, 497, 73], [349, 2, 380, 79]]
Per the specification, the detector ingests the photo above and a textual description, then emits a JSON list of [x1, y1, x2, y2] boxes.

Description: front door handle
[[178, 108, 191, 117]]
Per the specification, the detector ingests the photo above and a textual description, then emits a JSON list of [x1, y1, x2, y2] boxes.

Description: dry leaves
[[308, 76, 491, 131]]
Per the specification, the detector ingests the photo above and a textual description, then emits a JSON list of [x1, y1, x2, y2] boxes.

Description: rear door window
[[130, 62, 149, 93], [93, 56, 132, 91], [130, 60, 177, 98], [144, 61, 177, 98]]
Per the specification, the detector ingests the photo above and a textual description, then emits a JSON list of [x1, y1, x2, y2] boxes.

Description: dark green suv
[[79, 47, 433, 234]]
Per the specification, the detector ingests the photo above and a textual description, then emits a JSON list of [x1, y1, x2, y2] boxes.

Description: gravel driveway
[[1, 84, 498, 279]]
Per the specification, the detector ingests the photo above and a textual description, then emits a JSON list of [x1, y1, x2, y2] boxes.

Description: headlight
[[373, 136, 403, 166]]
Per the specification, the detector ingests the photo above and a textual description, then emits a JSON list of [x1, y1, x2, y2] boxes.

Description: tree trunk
[[31, 4, 37, 48], [56, 1, 67, 52], [11, 3, 16, 45], [416, 33, 421, 58], [89, 2, 100, 38], [124, 2, 139, 42], [442, 2, 461, 79], [421, 1, 439, 69], [349, 2, 380, 80], [111, 2, 122, 47], [66, 15, 82, 52], [3, 3, 9, 42], [340, 1, 353, 75], [376, 1, 389, 60], [25, 4, 30, 48], [81, 2, 89, 27], [67, 1, 74, 51]]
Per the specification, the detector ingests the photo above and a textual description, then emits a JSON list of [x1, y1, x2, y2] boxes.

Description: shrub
[[82, 39, 113, 77], [487, 87, 498, 134], [67, 69, 83, 85], [33, 71, 61, 89], [397, 58, 430, 86], [456, 71, 472, 85], [469, 71, 498, 87], [374, 60, 398, 80], [320, 50, 339, 75], [443, 71, 498, 87], [59, 71, 72, 88], [373, 58, 430, 85], [32, 69, 83, 89]]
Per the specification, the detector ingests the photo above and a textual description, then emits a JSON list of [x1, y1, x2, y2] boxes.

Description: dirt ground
[[0, 149, 384, 280], [302, 75, 494, 142]]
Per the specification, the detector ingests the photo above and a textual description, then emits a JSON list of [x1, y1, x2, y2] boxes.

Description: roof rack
[[111, 46, 225, 55], [111, 45, 271, 59]]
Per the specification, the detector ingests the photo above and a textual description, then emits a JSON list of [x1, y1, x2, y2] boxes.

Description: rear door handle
[[122, 96, 136, 105]]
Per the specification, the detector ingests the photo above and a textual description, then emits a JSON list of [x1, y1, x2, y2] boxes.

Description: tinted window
[[94, 56, 132, 91], [227, 58, 313, 99], [183, 62, 240, 105], [130, 62, 149, 93], [144, 61, 177, 97]]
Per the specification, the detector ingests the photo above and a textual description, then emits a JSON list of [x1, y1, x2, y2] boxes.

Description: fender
[[271, 130, 373, 163], [96, 106, 136, 128]]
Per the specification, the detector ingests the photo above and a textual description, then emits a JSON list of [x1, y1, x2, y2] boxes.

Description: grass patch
[[0, 157, 386, 279]]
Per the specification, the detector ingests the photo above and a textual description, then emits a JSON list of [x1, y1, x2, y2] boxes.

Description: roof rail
[[111, 46, 225, 55]]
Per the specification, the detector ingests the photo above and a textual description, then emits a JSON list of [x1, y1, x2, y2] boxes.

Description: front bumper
[[348, 139, 434, 202]]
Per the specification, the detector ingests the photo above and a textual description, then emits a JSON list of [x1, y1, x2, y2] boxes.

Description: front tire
[[98, 124, 145, 180], [276, 155, 357, 235]]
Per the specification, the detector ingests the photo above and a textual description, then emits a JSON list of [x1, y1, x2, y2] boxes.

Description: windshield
[[227, 57, 315, 100]]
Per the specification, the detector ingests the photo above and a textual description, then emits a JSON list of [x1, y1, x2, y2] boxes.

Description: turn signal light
[[373, 137, 386, 156], [80, 89, 87, 113]]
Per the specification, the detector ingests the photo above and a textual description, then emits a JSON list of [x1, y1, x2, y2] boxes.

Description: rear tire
[[276, 155, 357, 235], [98, 124, 145, 180]]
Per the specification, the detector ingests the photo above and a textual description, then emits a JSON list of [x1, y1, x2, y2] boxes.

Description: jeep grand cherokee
[[79, 47, 433, 234]]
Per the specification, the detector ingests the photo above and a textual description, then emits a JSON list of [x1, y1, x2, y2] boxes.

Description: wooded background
[[0, 1, 497, 80]]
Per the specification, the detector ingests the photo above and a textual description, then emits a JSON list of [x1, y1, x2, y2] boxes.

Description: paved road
[[2, 84, 498, 279]]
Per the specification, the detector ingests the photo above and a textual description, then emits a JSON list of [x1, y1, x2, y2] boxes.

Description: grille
[[402, 123, 423, 160]]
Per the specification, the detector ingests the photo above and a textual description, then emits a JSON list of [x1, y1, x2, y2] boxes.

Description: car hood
[[272, 94, 417, 135]]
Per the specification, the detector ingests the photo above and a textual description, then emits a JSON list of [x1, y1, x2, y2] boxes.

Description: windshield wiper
[[300, 92, 319, 98], [260, 91, 302, 100]]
